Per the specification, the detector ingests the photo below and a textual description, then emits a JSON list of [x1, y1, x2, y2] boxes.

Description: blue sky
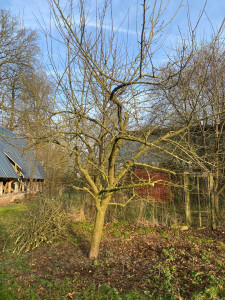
[[1, 0, 224, 67], [1, 0, 224, 32]]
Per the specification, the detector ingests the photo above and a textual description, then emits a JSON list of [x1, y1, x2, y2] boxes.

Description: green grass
[[0, 204, 27, 218], [0, 204, 28, 251]]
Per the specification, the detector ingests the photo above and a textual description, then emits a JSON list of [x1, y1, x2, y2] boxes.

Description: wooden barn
[[0, 126, 45, 199]]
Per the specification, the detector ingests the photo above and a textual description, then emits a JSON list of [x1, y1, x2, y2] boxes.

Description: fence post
[[209, 173, 216, 230], [184, 172, 192, 227], [197, 175, 202, 228]]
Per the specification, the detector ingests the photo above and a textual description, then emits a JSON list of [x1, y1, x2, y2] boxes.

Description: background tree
[[46, 0, 224, 259], [0, 7, 75, 199], [161, 40, 225, 213], [0, 9, 43, 131], [0, 10, 65, 196]]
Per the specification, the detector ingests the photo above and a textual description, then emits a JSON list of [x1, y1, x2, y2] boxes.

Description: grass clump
[[8, 197, 69, 253]]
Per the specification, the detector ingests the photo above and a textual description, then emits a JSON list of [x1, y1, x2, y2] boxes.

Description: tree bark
[[89, 206, 106, 260]]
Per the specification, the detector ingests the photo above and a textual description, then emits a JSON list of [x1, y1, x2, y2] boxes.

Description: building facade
[[0, 126, 45, 197]]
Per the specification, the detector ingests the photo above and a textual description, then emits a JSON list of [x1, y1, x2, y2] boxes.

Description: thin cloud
[[82, 20, 138, 36]]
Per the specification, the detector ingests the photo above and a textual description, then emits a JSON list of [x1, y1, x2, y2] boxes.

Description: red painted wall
[[134, 168, 171, 201]]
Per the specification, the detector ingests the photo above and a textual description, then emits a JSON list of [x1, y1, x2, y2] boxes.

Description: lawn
[[0, 203, 224, 299]]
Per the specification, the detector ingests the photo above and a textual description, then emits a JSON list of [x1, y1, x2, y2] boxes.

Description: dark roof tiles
[[0, 126, 45, 180]]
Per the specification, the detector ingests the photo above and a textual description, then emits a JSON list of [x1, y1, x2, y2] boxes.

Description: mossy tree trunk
[[89, 195, 111, 260], [89, 207, 106, 260]]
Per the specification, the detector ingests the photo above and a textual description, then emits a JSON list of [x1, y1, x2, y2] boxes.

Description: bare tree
[[161, 40, 225, 212], [46, 0, 224, 259], [0, 10, 41, 130]]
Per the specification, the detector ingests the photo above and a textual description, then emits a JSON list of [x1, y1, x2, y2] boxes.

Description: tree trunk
[[89, 206, 106, 260], [184, 172, 192, 227], [9, 83, 15, 131], [214, 171, 219, 214]]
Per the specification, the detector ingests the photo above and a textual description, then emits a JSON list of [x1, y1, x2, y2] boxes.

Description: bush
[[9, 197, 69, 253]]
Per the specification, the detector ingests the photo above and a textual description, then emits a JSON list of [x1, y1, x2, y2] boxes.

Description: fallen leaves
[[2, 225, 225, 299]]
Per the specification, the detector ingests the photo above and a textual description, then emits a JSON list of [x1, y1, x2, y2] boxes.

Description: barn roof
[[0, 126, 45, 180]]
